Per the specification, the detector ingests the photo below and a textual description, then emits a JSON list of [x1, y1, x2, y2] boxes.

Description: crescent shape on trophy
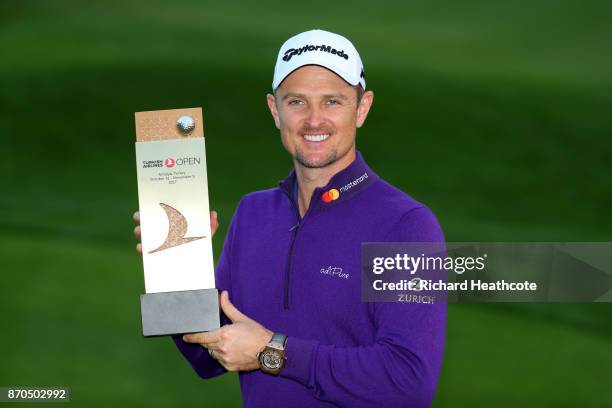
[[148, 203, 205, 254]]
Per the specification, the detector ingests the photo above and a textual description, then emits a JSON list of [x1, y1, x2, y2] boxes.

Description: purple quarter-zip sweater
[[173, 151, 446, 408]]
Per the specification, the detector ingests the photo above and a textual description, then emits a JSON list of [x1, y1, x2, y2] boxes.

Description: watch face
[[262, 350, 282, 370]]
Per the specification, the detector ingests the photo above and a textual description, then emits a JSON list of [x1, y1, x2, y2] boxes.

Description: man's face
[[267, 65, 373, 169]]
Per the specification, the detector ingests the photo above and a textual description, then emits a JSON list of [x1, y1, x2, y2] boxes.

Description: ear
[[266, 93, 280, 129], [356, 90, 374, 129]]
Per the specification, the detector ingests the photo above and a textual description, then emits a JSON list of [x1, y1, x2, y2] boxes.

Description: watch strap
[[268, 332, 287, 349]]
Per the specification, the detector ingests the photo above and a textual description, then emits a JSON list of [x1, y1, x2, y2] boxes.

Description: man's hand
[[132, 210, 219, 254], [182, 291, 273, 372]]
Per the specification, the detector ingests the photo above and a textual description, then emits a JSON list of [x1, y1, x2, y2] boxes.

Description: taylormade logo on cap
[[272, 29, 366, 91], [282, 44, 349, 62]]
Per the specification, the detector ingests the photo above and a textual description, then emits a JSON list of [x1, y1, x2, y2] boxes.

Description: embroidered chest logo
[[320, 266, 349, 279], [321, 172, 369, 204], [321, 188, 340, 203]]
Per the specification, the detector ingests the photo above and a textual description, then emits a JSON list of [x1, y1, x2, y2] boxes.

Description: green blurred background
[[1, 0, 611, 406]]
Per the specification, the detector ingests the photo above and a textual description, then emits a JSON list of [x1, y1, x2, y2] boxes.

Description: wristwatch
[[257, 332, 287, 375]]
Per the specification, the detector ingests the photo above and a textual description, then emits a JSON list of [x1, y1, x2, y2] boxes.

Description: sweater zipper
[[282, 189, 317, 310], [284, 219, 299, 310]]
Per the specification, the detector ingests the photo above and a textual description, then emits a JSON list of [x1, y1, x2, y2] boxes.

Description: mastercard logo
[[321, 188, 340, 203]]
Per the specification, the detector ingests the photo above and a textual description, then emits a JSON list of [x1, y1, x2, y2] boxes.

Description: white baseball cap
[[272, 29, 366, 91]]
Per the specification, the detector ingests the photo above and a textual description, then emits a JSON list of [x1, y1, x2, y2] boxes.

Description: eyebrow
[[281, 93, 307, 101], [323, 93, 349, 100], [281, 93, 350, 101]]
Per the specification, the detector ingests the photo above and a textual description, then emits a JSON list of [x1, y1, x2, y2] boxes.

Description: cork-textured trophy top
[[135, 107, 204, 141]]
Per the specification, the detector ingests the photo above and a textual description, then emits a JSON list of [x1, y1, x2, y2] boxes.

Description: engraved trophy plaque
[[135, 107, 219, 337]]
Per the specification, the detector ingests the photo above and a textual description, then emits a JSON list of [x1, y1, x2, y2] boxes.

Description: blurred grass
[[0, 0, 611, 406]]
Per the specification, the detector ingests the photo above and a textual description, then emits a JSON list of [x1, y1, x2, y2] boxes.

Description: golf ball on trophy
[[177, 115, 196, 134]]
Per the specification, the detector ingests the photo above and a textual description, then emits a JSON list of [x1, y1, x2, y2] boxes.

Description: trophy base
[[140, 288, 220, 337]]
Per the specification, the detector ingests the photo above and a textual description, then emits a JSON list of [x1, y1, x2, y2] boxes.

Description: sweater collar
[[279, 150, 378, 212]]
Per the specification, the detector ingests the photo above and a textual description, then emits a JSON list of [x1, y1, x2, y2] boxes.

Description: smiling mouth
[[302, 133, 330, 142]]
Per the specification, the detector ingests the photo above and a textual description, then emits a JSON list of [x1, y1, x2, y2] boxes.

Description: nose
[[304, 104, 325, 128]]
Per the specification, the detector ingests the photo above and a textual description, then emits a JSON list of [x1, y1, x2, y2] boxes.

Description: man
[[134, 29, 445, 407]]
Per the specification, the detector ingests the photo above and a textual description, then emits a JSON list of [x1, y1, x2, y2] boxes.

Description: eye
[[288, 99, 304, 106], [326, 99, 340, 106]]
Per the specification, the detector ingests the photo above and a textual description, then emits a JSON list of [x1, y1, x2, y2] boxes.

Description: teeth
[[304, 134, 330, 142]]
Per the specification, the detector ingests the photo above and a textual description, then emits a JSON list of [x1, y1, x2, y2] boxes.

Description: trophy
[[134, 107, 219, 337]]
